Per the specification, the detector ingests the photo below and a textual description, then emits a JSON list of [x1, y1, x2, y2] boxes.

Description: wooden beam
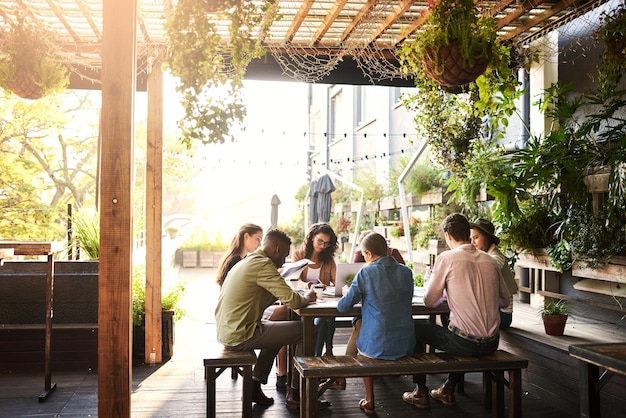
[[0, 242, 56, 256], [370, 0, 414, 45], [393, 8, 428, 45], [98, 0, 136, 416], [285, 0, 315, 44], [45, 0, 81, 43], [75, 0, 102, 39], [145, 59, 164, 365], [312, 0, 348, 46], [499, 0, 577, 41], [341, 0, 377, 44]]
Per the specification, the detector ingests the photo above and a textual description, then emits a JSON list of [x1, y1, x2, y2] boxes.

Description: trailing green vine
[[164, 0, 278, 147]]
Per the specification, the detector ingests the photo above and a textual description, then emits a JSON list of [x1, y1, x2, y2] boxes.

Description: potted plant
[[539, 299, 570, 336], [398, 0, 499, 90], [595, 3, 626, 63], [0, 12, 69, 100], [67, 208, 100, 260], [164, 0, 278, 147], [336, 216, 352, 235], [593, 2, 626, 95], [165, 227, 178, 240], [132, 266, 186, 359]]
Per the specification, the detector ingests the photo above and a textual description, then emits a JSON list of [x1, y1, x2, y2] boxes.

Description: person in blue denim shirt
[[337, 231, 416, 415]]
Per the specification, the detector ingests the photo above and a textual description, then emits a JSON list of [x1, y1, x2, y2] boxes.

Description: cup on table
[[314, 284, 324, 300]]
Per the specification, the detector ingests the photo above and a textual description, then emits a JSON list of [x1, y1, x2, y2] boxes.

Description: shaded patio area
[[0, 267, 579, 417]]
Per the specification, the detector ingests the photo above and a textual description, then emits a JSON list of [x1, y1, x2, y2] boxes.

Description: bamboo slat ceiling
[[0, 0, 612, 87]]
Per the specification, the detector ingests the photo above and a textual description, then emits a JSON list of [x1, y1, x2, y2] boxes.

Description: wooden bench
[[203, 345, 257, 418], [294, 350, 528, 418]]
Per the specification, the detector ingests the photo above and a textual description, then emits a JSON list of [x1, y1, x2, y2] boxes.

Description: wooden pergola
[[0, 0, 612, 416]]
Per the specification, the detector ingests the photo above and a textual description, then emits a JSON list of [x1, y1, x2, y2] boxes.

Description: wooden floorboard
[[0, 267, 574, 417]]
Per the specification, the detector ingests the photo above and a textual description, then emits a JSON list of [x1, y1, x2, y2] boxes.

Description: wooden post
[[39, 253, 57, 401], [98, 0, 136, 415], [145, 59, 164, 364]]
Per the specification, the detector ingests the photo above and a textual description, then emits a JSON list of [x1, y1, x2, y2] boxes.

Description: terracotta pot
[[422, 39, 492, 91], [542, 314, 568, 336]]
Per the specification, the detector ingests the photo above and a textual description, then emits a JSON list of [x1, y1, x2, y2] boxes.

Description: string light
[[315, 146, 419, 166]]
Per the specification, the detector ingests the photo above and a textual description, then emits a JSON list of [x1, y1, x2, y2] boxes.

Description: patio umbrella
[[270, 194, 281, 229], [309, 179, 319, 223], [315, 174, 336, 223]]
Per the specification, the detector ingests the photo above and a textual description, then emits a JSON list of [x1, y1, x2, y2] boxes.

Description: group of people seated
[[214, 213, 517, 414]]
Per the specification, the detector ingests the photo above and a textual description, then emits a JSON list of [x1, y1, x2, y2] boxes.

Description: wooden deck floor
[[0, 267, 572, 417]]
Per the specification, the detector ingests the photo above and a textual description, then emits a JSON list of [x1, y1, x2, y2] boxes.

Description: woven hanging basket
[[422, 40, 492, 92], [606, 38, 626, 63], [5, 70, 45, 100]]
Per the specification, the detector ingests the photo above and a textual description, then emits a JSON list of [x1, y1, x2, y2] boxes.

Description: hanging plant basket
[[595, 6, 626, 68], [606, 38, 626, 63], [5, 70, 46, 100], [0, 12, 69, 100], [422, 40, 492, 91]]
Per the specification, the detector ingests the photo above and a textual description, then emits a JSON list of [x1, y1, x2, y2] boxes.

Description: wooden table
[[569, 343, 626, 418], [295, 294, 449, 356]]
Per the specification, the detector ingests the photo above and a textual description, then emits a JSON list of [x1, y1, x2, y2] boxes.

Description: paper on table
[[280, 258, 314, 280]]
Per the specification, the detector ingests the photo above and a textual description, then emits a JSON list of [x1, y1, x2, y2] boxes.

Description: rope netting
[[268, 0, 617, 85]]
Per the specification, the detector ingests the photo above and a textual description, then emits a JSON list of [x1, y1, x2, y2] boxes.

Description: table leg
[[483, 371, 492, 408], [301, 375, 318, 418], [492, 370, 504, 418], [206, 366, 217, 418], [242, 365, 253, 418], [509, 369, 522, 418], [579, 361, 601, 418], [302, 316, 315, 356]]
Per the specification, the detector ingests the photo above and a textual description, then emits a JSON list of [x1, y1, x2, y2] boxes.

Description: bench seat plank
[[295, 350, 528, 378], [294, 350, 527, 418]]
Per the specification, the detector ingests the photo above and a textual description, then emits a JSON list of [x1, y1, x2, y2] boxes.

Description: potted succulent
[[0, 12, 69, 100], [399, 0, 499, 91], [539, 299, 570, 336]]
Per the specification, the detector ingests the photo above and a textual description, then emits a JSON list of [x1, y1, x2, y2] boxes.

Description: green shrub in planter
[[132, 265, 186, 327]]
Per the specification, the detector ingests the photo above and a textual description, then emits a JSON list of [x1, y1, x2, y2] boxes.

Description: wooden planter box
[[427, 238, 447, 256], [182, 250, 198, 268], [198, 251, 225, 268], [373, 225, 392, 239], [133, 310, 175, 361], [379, 197, 396, 210], [583, 166, 610, 193], [333, 202, 350, 214], [351, 201, 364, 213], [406, 190, 444, 206], [389, 236, 407, 252], [515, 248, 557, 271]]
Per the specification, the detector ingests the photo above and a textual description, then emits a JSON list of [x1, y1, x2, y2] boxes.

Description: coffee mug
[[314, 285, 324, 300]]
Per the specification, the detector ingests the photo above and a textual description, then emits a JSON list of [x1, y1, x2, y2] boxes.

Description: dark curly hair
[[302, 223, 338, 263]]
